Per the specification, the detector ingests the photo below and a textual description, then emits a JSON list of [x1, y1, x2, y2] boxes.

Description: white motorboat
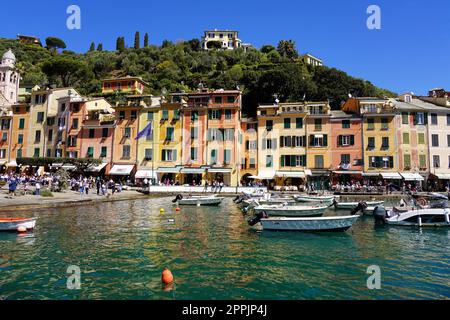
[[0, 218, 36, 232], [172, 194, 224, 206], [334, 201, 384, 210], [294, 195, 337, 204], [253, 203, 329, 217], [374, 207, 450, 227], [249, 214, 359, 232]]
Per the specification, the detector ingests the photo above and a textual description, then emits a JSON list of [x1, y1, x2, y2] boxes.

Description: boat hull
[[0, 218, 36, 232], [385, 208, 450, 227], [336, 201, 384, 210], [254, 206, 327, 217], [295, 195, 336, 203], [177, 197, 224, 206], [260, 215, 359, 232]]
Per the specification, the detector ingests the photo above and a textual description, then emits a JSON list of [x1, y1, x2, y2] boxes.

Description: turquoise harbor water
[[0, 197, 449, 300]]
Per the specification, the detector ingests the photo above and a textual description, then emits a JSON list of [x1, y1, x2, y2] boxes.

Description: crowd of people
[[0, 172, 125, 197]]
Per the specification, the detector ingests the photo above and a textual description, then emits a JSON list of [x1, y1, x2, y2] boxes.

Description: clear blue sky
[[2, 0, 449, 95]]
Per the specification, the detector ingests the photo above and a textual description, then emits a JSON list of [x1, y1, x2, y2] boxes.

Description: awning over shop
[[304, 169, 312, 176], [61, 165, 77, 171], [207, 168, 232, 174], [380, 172, 402, 180], [86, 163, 108, 172], [109, 165, 134, 176], [310, 170, 330, 177], [181, 167, 206, 174], [275, 171, 306, 178], [400, 172, 424, 181], [135, 170, 157, 179], [333, 171, 363, 175], [362, 172, 380, 177], [251, 170, 276, 180], [157, 167, 181, 174], [0, 161, 6, 166], [435, 173, 450, 180]]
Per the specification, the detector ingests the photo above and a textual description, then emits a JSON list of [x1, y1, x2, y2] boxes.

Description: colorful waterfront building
[[305, 102, 332, 190], [10, 103, 31, 163], [392, 94, 429, 184], [342, 97, 398, 183], [110, 95, 143, 179], [239, 117, 258, 184], [27, 87, 73, 159], [182, 88, 242, 186], [101, 76, 148, 95], [135, 94, 184, 184], [329, 110, 363, 184]]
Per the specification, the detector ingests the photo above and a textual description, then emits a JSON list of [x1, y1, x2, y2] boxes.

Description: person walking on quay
[[35, 181, 41, 196], [110, 180, 116, 196], [96, 178, 101, 195], [85, 181, 90, 195], [8, 178, 17, 197], [219, 181, 224, 193], [101, 182, 107, 196], [204, 180, 209, 193]]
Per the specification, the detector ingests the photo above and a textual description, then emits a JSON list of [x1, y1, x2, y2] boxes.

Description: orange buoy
[[161, 268, 174, 285], [175, 208, 181, 212], [17, 226, 27, 233]]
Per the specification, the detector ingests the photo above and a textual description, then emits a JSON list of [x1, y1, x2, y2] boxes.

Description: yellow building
[[305, 102, 332, 190], [239, 117, 258, 184], [135, 94, 184, 184], [343, 97, 398, 182], [256, 102, 310, 188]]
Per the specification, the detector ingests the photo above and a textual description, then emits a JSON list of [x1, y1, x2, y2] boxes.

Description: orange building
[[110, 96, 143, 179], [240, 117, 258, 183], [10, 103, 30, 162], [101, 76, 148, 95]]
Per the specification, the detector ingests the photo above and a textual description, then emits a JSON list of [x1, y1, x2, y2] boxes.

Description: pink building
[[330, 111, 363, 183]]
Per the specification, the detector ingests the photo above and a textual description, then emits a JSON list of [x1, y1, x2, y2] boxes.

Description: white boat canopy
[[207, 168, 232, 173], [275, 171, 306, 178], [181, 167, 206, 174], [86, 163, 108, 172], [400, 172, 424, 181], [380, 172, 402, 180], [109, 165, 135, 176], [135, 170, 157, 179], [157, 167, 181, 174], [435, 173, 450, 180]]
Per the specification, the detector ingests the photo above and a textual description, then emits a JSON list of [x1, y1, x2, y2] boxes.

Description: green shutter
[[323, 135, 328, 147]]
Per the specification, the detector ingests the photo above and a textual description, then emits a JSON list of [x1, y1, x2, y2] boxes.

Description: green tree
[[187, 38, 201, 51], [277, 40, 298, 60], [41, 55, 87, 87], [89, 42, 95, 52], [134, 31, 140, 49], [261, 45, 276, 54], [45, 37, 67, 51], [97, 43, 103, 51], [116, 37, 125, 52], [144, 33, 149, 47]]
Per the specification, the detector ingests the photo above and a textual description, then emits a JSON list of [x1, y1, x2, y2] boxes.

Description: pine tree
[[89, 42, 95, 52], [116, 37, 125, 52], [134, 31, 140, 49], [97, 43, 103, 51], [144, 33, 149, 47]]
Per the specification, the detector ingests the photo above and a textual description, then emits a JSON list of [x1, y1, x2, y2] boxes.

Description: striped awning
[[109, 165, 134, 176], [400, 172, 424, 181]]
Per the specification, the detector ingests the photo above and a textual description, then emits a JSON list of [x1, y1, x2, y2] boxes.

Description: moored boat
[[294, 195, 337, 204], [253, 203, 329, 217], [374, 207, 450, 227], [0, 218, 36, 232], [334, 200, 384, 210], [249, 213, 359, 232], [172, 194, 224, 206]]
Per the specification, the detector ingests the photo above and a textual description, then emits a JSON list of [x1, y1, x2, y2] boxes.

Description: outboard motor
[[248, 211, 269, 227], [373, 206, 388, 225], [351, 202, 368, 216], [172, 194, 183, 203], [332, 198, 338, 209]]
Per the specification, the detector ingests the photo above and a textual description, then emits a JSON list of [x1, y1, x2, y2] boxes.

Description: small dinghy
[[248, 212, 359, 232], [172, 194, 224, 206], [0, 218, 36, 232]]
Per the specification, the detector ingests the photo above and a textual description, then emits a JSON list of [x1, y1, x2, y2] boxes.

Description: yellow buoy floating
[[160, 208, 165, 214]]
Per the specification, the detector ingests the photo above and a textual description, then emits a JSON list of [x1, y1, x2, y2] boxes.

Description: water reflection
[[0, 198, 449, 300]]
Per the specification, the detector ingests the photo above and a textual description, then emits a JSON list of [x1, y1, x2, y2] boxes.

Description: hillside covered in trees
[[0, 35, 395, 115]]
